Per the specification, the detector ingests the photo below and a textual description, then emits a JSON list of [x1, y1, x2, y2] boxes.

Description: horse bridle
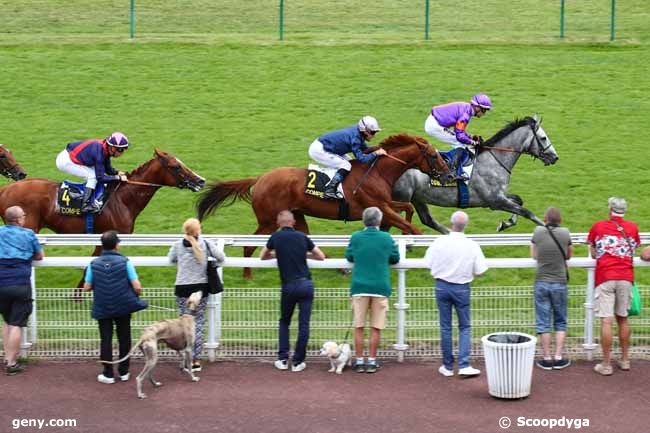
[[417, 142, 447, 181], [0, 152, 22, 179], [158, 154, 197, 189], [486, 120, 550, 175]]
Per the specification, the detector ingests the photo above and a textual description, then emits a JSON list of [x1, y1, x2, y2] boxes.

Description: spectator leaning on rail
[[345, 207, 400, 374], [530, 207, 573, 370], [424, 211, 487, 378], [0, 206, 44, 376], [168, 218, 225, 373], [308, 116, 387, 200], [260, 210, 325, 372], [587, 197, 639, 376], [83, 230, 145, 384]]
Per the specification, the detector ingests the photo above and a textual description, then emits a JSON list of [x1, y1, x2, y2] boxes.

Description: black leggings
[[98, 314, 132, 377]]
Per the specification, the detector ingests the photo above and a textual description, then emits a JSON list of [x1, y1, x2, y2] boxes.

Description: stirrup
[[324, 190, 342, 200]]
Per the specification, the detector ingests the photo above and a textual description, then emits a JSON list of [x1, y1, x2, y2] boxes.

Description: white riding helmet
[[357, 116, 381, 133]]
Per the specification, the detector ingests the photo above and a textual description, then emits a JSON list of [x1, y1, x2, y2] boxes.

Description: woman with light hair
[[168, 218, 225, 372]]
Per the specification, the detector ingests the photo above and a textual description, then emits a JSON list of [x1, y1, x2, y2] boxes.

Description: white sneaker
[[97, 374, 115, 384], [458, 366, 481, 377], [291, 362, 306, 372], [120, 373, 130, 382], [438, 365, 454, 377], [274, 360, 288, 370]]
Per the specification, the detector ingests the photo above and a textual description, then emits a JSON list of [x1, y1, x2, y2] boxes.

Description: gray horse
[[392, 116, 558, 233]]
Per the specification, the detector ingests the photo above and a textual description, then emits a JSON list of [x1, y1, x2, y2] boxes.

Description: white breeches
[[308, 140, 352, 171], [424, 114, 465, 149], [56, 150, 97, 188]]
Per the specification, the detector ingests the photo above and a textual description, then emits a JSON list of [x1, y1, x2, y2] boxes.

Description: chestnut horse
[[0, 149, 205, 235], [0, 144, 27, 181], [197, 133, 453, 278]]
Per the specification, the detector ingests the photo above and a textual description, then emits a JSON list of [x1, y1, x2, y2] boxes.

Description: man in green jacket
[[345, 207, 400, 373]]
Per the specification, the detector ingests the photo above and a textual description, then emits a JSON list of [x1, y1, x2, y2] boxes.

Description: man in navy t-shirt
[[260, 210, 325, 372]]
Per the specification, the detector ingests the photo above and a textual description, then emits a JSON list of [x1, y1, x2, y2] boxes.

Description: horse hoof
[[496, 222, 507, 232]]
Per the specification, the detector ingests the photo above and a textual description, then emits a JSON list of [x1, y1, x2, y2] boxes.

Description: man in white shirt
[[424, 211, 488, 377]]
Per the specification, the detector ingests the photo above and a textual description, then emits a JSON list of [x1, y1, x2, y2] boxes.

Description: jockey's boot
[[324, 169, 349, 200], [80, 188, 100, 214], [452, 150, 469, 181]]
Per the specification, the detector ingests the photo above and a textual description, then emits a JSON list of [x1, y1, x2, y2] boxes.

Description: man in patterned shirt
[[587, 197, 640, 376]]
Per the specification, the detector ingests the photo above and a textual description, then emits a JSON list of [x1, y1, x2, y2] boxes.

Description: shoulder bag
[[205, 240, 224, 295], [544, 225, 570, 282]]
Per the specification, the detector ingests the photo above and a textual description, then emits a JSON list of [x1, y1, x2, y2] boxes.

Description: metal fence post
[[560, 0, 564, 39], [205, 239, 225, 362], [610, 0, 616, 41], [424, 0, 430, 41], [129, 0, 135, 39], [393, 239, 410, 362], [279, 0, 285, 41], [20, 268, 36, 358], [583, 266, 597, 360]]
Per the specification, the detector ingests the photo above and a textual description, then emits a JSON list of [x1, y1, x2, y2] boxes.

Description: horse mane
[[484, 117, 535, 146], [379, 133, 429, 150], [126, 152, 162, 178]]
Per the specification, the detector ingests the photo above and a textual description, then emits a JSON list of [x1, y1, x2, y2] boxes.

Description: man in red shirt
[[587, 197, 640, 375]]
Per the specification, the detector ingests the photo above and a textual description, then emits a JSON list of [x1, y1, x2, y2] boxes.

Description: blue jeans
[[435, 280, 472, 369], [278, 279, 314, 365], [534, 281, 568, 334]]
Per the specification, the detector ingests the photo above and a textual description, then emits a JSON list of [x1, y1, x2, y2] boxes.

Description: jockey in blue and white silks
[[55, 132, 130, 213], [424, 93, 492, 179], [308, 116, 386, 199]]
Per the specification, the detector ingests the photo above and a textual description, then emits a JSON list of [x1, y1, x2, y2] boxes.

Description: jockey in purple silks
[[308, 116, 386, 200], [424, 93, 492, 180], [55, 132, 130, 213]]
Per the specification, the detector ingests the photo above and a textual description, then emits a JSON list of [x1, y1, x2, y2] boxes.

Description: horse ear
[[154, 148, 163, 158], [533, 114, 539, 123]]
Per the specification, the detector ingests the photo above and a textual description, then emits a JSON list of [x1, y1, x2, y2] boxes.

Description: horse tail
[[197, 178, 258, 220]]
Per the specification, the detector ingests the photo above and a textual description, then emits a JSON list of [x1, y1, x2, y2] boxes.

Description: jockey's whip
[[352, 157, 378, 195]]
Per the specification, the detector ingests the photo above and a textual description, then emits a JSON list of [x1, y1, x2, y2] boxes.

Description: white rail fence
[[5, 234, 650, 361]]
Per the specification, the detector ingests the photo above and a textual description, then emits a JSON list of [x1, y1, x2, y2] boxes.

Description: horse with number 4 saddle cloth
[[57, 181, 108, 216]]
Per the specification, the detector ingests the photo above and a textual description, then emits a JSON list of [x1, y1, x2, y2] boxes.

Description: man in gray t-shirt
[[530, 207, 573, 370]]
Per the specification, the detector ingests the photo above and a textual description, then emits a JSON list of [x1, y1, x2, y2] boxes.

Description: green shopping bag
[[628, 283, 641, 316]]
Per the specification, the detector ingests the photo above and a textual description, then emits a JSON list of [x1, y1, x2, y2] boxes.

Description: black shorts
[[0, 285, 33, 327]]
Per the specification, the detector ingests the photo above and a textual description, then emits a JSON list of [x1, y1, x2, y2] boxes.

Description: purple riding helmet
[[470, 93, 493, 110], [106, 132, 129, 148]]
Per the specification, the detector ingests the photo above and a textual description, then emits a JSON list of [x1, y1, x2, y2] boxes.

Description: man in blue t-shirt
[[0, 206, 44, 376], [260, 210, 325, 372]]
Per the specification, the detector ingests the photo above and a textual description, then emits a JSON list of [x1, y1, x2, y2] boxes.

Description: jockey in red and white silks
[[55, 132, 129, 212]]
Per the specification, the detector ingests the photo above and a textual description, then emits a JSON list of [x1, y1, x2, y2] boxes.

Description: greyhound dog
[[101, 290, 202, 399]]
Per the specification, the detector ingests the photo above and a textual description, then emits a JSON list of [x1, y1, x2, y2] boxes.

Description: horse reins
[[124, 179, 165, 187], [485, 121, 550, 175]]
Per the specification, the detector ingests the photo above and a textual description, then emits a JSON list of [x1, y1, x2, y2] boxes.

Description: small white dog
[[320, 341, 352, 374]]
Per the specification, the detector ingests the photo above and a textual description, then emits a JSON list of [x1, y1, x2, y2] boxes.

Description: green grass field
[[2, 1, 650, 291]]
